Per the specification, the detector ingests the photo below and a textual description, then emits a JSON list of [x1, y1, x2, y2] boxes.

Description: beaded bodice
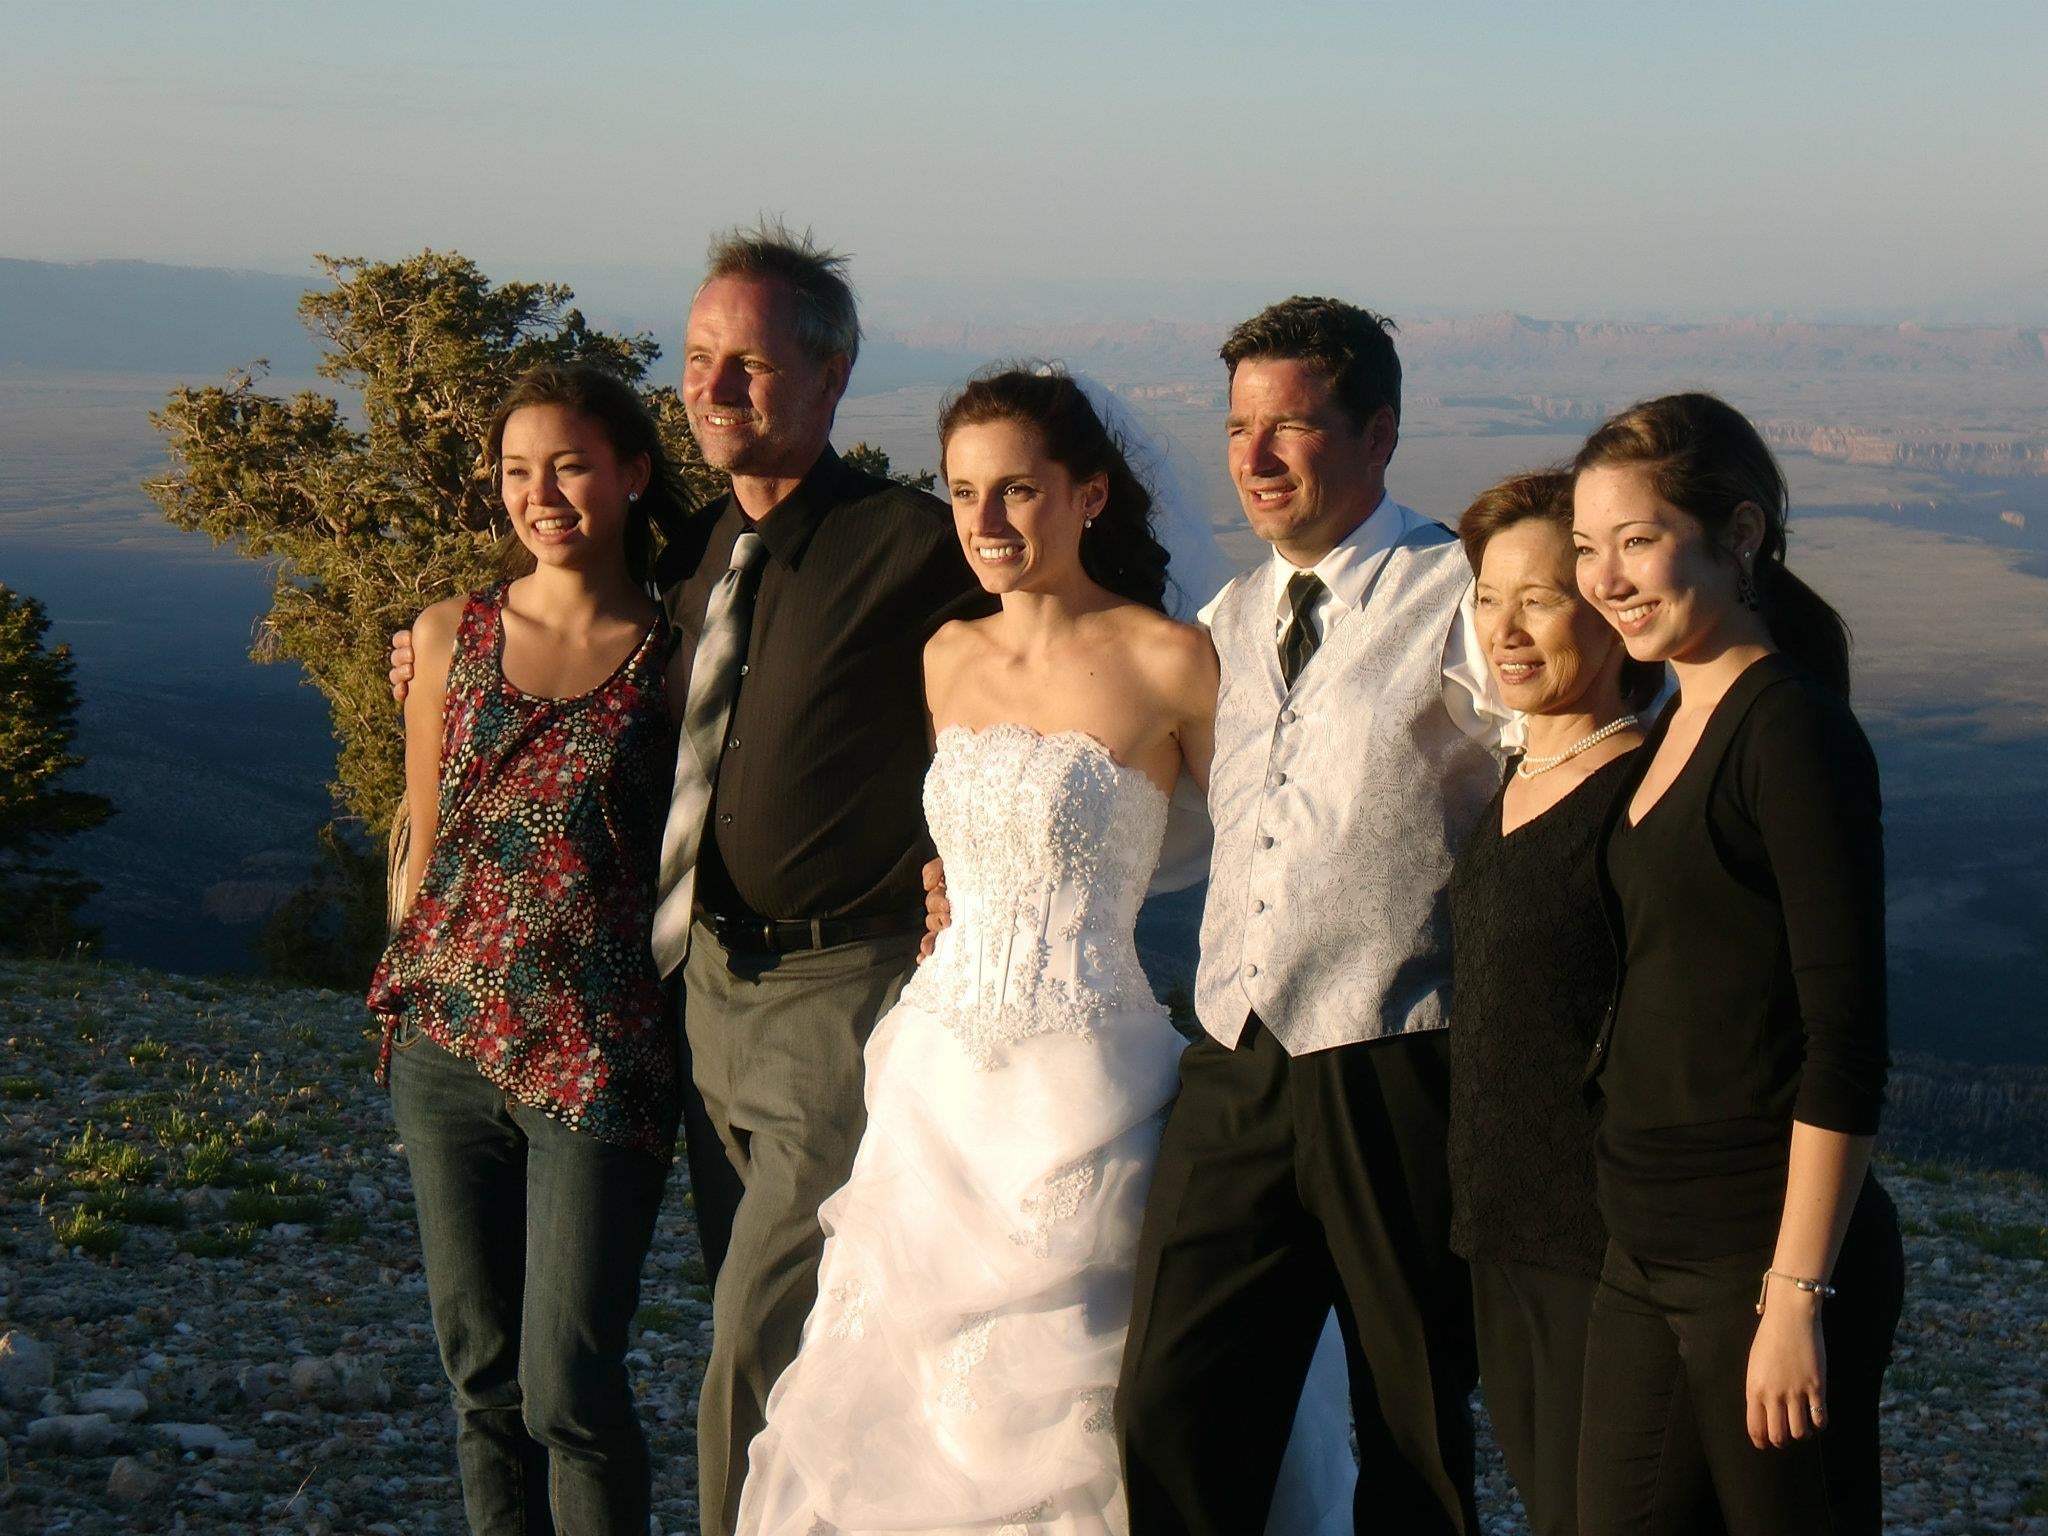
[[899, 724, 1171, 1067]]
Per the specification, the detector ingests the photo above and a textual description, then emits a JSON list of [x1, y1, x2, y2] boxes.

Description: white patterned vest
[[1197, 524, 1503, 1055]]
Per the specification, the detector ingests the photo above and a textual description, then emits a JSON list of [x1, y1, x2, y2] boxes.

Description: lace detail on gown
[[898, 727, 1171, 1068]]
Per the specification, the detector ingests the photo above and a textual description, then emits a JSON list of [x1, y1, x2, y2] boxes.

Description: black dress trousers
[[1117, 1016, 1478, 1535]]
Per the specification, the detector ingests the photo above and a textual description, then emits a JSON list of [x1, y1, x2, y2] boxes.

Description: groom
[[1114, 297, 1507, 1533]]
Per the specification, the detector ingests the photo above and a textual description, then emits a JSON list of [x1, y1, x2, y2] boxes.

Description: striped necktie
[[1280, 570, 1325, 687], [651, 528, 767, 977]]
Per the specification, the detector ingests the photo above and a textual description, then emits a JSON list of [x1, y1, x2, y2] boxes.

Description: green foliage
[[83, 1188, 186, 1228], [145, 251, 733, 986], [179, 1224, 259, 1258], [52, 1207, 127, 1255], [1, 1076, 45, 1101], [147, 250, 723, 837], [0, 585, 116, 955], [58, 1122, 156, 1185], [843, 440, 936, 492]]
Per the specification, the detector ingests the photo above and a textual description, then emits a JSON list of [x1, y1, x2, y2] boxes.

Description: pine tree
[[0, 585, 116, 954]]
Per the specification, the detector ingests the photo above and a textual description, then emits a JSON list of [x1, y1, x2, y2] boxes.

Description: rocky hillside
[[1, 958, 2043, 1534]]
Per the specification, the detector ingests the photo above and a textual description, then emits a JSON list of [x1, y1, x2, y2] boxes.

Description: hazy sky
[[7, 0, 2044, 323]]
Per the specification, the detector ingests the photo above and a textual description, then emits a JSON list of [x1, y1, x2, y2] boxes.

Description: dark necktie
[[1279, 570, 1325, 687], [651, 528, 767, 976]]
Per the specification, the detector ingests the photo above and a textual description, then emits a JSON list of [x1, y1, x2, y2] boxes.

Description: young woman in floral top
[[369, 364, 690, 1535]]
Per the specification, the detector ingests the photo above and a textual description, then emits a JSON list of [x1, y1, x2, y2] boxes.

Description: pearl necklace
[[1516, 715, 1640, 779]]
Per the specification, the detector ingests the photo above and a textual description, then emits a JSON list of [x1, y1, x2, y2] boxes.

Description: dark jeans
[[1578, 1178, 1904, 1536], [390, 1033, 671, 1536], [1118, 1020, 1478, 1536]]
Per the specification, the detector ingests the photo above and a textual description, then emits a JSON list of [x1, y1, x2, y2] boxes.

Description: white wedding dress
[[736, 724, 1355, 1536]]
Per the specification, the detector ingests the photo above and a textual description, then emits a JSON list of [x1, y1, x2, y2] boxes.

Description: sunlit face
[[682, 274, 848, 479], [498, 405, 647, 569], [1225, 358, 1392, 562], [1474, 517, 1627, 719], [943, 418, 1104, 597], [1572, 464, 1747, 666]]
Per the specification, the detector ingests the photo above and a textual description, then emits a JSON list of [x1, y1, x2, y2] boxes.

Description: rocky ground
[[1, 957, 2042, 1535]]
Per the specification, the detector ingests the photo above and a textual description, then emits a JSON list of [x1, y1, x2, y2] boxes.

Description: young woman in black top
[[1570, 394, 1903, 1535], [1448, 471, 1665, 1536]]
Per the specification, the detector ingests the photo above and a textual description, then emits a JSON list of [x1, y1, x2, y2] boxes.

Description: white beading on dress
[[736, 725, 1354, 1536]]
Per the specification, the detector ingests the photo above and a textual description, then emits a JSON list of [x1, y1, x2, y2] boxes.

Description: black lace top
[[1447, 752, 1634, 1275]]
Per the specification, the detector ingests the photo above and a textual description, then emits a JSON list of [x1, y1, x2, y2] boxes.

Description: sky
[[5, 0, 2045, 325]]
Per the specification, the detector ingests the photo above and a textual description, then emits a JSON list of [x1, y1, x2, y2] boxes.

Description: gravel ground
[[1, 957, 2042, 1535]]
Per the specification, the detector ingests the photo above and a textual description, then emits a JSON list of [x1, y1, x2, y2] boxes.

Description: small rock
[[27, 1412, 116, 1455], [38, 1388, 69, 1416], [271, 1222, 313, 1242], [76, 1386, 149, 1422], [154, 1421, 256, 1458], [347, 1176, 385, 1211], [239, 1362, 289, 1401], [0, 1331, 55, 1407], [290, 1356, 339, 1402], [107, 1455, 163, 1501]]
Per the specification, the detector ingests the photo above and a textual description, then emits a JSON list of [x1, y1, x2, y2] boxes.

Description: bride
[[735, 369, 1353, 1536]]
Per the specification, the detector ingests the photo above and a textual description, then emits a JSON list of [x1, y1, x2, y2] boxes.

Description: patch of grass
[[1931, 1211, 2048, 1262], [58, 1124, 157, 1186], [685, 1282, 712, 1306], [225, 1188, 327, 1226], [680, 1256, 708, 1286], [321, 1211, 366, 1245], [1884, 1155, 1954, 1186], [15, 1173, 71, 1202], [282, 1021, 323, 1048], [89, 1065, 138, 1090], [84, 1188, 187, 1227], [178, 1224, 259, 1258], [126, 1037, 170, 1064], [2021, 1487, 2048, 1518], [148, 1103, 213, 1148], [221, 1157, 281, 1189], [635, 1302, 686, 1336], [238, 1114, 298, 1153], [172, 1136, 233, 1188], [101, 1091, 177, 1124], [52, 1207, 127, 1255], [1, 1076, 45, 1101]]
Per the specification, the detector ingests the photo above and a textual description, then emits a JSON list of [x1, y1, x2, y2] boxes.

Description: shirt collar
[[1268, 491, 1418, 618], [745, 446, 856, 569]]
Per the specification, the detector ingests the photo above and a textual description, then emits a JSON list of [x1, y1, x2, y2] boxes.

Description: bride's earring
[[627, 491, 642, 504]]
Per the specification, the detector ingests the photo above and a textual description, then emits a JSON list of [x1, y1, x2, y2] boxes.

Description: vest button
[[1280, 708, 1297, 725], [1252, 899, 1266, 913], [1259, 835, 1275, 850], [1246, 963, 1260, 978], [1272, 771, 1288, 787]]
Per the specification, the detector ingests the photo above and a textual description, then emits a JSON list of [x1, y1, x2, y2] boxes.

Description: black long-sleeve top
[[1592, 654, 1889, 1261], [1448, 753, 1633, 1277], [657, 449, 989, 923]]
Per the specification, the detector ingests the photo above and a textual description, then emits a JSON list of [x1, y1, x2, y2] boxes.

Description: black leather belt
[[696, 908, 921, 956]]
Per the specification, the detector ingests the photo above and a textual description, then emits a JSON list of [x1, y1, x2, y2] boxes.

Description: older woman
[[1448, 470, 1661, 1536]]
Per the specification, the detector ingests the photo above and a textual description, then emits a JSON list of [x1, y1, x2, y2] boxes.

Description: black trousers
[[1471, 1260, 1598, 1536], [674, 983, 745, 1284], [1117, 1019, 1478, 1535], [1578, 1178, 1904, 1536]]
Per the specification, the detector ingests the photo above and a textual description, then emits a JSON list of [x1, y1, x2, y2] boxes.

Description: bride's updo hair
[[938, 365, 1172, 613]]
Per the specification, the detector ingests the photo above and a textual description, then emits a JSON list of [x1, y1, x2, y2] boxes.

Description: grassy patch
[[52, 1207, 127, 1255], [58, 1124, 157, 1186], [680, 1256, 708, 1286], [1, 1076, 45, 1101], [225, 1188, 327, 1226], [172, 1136, 233, 1188], [321, 1210, 366, 1245], [1884, 1155, 1954, 1186], [282, 1021, 323, 1048], [2022, 1487, 2048, 1517], [126, 1037, 171, 1064], [16, 1173, 71, 1203], [178, 1224, 259, 1258], [239, 1114, 298, 1153], [83, 1188, 186, 1228], [1931, 1210, 2048, 1262], [635, 1302, 687, 1336]]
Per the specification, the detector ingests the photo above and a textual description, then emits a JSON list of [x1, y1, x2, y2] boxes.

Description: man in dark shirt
[[657, 225, 984, 1536]]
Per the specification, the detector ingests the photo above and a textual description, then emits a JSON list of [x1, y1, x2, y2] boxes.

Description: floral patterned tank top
[[369, 583, 681, 1156]]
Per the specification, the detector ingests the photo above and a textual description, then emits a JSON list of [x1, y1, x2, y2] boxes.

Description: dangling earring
[[1083, 516, 1096, 530], [1737, 550, 1760, 611]]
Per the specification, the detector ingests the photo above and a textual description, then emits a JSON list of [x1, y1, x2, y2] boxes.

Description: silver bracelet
[[1755, 1268, 1838, 1315]]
